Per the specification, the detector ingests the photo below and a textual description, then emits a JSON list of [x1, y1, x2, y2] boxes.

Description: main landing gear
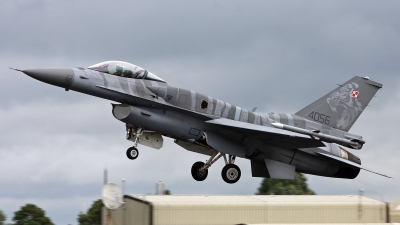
[[126, 127, 143, 160], [191, 152, 241, 184]]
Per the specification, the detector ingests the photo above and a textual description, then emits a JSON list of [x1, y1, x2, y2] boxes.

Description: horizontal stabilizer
[[317, 152, 392, 178]]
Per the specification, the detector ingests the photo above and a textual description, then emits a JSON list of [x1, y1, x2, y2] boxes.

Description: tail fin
[[295, 76, 382, 132]]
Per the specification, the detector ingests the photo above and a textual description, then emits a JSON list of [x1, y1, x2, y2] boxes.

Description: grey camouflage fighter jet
[[10, 61, 391, 183]]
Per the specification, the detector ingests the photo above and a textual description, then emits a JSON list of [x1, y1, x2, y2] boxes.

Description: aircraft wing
[[96, 85, 324, 149], [206, 118, 325, 149], [317, 152, 392, 178]]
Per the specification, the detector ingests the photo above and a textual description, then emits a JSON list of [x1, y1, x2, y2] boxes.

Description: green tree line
[[256, 172, 315, 195], [0, 204, 54, 225], [0, 200, 104, 225]]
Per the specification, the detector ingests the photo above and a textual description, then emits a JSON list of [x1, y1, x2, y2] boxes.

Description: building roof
[[126, 195, 382, 205]]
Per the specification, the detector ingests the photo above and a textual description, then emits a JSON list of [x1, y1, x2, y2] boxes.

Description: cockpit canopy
[[88, 61, 166, 83]]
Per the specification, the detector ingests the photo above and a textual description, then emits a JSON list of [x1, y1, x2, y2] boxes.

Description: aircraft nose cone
[[23, 68, 75, 89]]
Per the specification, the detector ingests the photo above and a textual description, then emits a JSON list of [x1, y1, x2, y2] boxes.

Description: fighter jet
[[10, 61, 391, 183]]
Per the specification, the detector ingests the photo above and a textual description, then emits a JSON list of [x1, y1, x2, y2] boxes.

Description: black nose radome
[[23, 68, 75, 89]]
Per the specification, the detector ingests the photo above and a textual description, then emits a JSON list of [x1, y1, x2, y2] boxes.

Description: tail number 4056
[[309, 111, 330, 125]]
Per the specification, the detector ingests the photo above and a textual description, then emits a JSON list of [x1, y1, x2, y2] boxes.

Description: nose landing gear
[[126, 127, 143, 160]]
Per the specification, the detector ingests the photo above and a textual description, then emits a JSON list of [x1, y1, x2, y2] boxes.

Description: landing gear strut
[[126, 127, 143, 160], [191, 151, 241, 184]]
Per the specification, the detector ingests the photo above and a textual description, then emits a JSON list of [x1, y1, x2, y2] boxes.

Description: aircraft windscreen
[[88, 61, 165, 83]]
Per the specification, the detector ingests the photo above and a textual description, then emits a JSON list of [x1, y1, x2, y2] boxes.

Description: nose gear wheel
[[126, 146, 139, 160]]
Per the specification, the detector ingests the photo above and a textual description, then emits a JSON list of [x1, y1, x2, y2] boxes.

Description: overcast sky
[[1, 0, 400, 224]]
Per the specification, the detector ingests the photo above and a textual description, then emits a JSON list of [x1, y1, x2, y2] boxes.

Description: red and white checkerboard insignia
[[352, 90, 359, 98]]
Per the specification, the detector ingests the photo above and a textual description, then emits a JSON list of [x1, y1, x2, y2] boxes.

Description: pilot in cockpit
[[88, 61, 166, 83], [123, 69, 133, 78], [115, 65, 123, 76]]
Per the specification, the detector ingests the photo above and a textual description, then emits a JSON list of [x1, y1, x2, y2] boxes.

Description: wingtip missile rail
[[271, 122, 365, 150]]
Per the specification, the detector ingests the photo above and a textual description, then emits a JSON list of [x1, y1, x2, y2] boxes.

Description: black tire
[[221, 164, 241, 184], [126, 147, 139, 160], [191, 161, 208, 181]]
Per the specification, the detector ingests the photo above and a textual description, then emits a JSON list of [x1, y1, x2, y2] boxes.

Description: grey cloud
[[1, 0, 400, 224]]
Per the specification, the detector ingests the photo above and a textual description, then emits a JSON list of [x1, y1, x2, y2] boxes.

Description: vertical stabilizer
[[295, 76, 382, 132]]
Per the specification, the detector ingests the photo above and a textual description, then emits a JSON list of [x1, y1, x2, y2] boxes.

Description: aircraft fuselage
[[12, 62, 388, 183]]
